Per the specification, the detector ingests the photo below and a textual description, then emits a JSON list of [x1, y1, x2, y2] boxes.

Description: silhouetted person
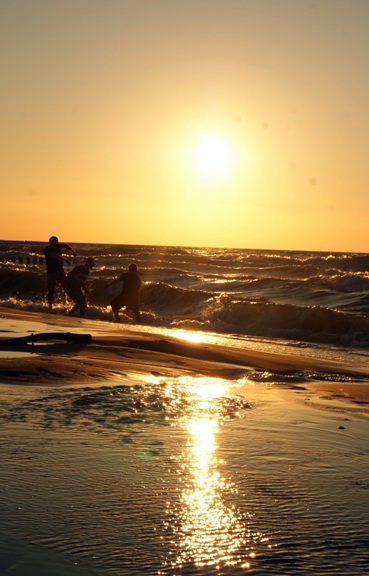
[[108, 262, 141, 323], [66, 257, 95, 317], [44, 236, 77, 312]]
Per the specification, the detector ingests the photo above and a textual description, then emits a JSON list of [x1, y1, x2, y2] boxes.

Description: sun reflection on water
[[170, 329, 222, 345], [160, 376, 262, 571]]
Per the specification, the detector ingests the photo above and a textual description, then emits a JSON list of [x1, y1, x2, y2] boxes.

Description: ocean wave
[[2, 241, 369, 348], [327, 273, 369, 292]]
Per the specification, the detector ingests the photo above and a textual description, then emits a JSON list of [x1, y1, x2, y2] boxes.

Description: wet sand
[[1, 307, 369, 575], [1, 307, 369, 400]]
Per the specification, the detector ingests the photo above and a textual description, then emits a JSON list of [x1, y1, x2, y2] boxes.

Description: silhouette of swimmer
[[108, 262, 142, 323], [66, 257, 95, 317], [44, 236, 77, 312]]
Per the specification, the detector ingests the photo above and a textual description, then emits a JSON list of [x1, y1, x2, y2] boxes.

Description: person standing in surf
[[66, 257, 95, 317], [44, 236, 78, 312], [107, 262, 142, 323]]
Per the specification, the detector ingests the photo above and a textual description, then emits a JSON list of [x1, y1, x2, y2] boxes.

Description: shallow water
[[1, 377, 369, 575]]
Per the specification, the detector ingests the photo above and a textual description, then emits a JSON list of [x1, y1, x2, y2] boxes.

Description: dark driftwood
[[0, 332, 92, 346]]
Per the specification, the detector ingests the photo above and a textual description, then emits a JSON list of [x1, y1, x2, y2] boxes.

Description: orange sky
[[1, 0, 369, 252]]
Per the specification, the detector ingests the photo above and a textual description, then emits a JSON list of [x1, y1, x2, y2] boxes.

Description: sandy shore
[[1, 306, 369, 410]]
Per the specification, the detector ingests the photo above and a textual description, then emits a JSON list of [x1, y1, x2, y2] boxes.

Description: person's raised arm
[[64, 244, 78, 257]]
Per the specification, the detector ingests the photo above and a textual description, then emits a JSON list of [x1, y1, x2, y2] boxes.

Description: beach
[[1, 306, 369, 575], [2, 307, 369, 403], [3, 0, 369, 571]]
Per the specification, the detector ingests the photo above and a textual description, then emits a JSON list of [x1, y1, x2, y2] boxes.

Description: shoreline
[[1, 306, 369, 413]]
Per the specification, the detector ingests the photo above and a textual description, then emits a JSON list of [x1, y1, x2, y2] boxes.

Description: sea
[[1, 240, 369, 575], [2, 239, 369, 349]]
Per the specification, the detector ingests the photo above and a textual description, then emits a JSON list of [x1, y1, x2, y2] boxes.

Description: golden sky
[[1, 0, 369, 251]]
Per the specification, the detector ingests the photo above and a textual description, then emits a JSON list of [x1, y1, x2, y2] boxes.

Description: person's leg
[[67, 303, 80, 316], [127, 302, 141, 323], [56, 271, 67, 290], [56, 271, 68, 306], [47, 275, 56, 311], [110, 294, 124, 322], [48, 271, 67, 311], [111, 303, 120, 321], [66, 286, 84, 316], [79, 294, 87, 316]]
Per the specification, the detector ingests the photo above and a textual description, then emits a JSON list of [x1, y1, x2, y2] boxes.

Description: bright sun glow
[[194, 135, 231, 177]]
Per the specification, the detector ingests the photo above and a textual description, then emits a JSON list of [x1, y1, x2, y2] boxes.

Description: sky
[[1, 0, 369, 252]]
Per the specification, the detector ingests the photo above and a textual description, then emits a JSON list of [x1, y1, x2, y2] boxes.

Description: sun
[[194, 135, 231, 177]]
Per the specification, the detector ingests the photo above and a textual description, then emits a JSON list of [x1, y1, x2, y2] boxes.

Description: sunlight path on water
[[144, 375, 269, 572]]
